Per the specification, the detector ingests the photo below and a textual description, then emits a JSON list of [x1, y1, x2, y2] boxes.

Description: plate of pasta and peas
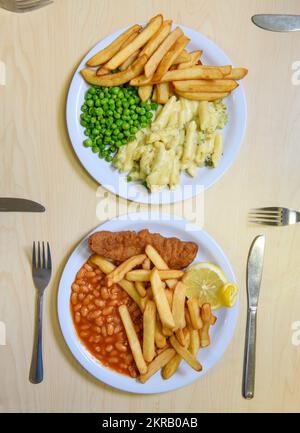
[[66, 14, 247, 204]]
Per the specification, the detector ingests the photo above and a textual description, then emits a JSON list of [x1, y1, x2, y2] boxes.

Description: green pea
[[81, 105, 88, 112], [140, 115, 147, 123], [83, 138, 93, 147], [141, 122, 147, 129], [130, 127, 138, 134], [146, 111, 153, 119], [122, 122, 129, 130], [92, 146, 100, 153], [124, 130, 131, 137], [86, 99, 94, 107], [90, 117, 96, 124], [114, 112, 121, 119], [151, 103, 158, 110], [139, 108, 146, 115]]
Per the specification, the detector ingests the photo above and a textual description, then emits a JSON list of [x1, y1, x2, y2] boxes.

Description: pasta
[[113, 95, 228, 191]]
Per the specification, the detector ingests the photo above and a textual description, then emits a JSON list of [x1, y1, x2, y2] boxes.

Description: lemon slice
[[221, 282, 239, 307], [182, 262, 228, 310]]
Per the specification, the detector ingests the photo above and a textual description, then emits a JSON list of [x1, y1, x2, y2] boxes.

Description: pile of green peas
[[80, 85, 158, 161]]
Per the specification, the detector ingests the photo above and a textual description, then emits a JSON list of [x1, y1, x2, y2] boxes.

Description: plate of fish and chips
[[58, 213, 238, 393]]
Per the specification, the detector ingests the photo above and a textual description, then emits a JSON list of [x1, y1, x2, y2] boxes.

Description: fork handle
[[30, 293, 44, 384], [243, 308, 257, 399]]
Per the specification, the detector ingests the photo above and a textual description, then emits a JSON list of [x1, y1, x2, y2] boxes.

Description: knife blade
[[243, 234, 265, 400], [252, 14, 300, 32], [0, 198, 45, 212]]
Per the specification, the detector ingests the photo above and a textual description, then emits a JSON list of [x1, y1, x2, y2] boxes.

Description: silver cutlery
[[243, 234, 265, 399], [249, 207, 300, 227], [0, 0, 53, 13], [252, 14, 300, 32], [30, 241, 52, 384], [0, 198, 45, 212]]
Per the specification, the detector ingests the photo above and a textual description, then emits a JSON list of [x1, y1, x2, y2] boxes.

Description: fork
[[248, 207, 300, 226], [0, 0, 53, 13], [30, 241, 52, 384]]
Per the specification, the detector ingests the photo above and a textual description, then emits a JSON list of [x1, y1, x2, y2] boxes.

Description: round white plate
[[66, 24, 247, 204], [57, 212, 238, 394]]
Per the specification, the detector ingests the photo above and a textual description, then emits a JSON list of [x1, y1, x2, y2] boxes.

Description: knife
[[243, 234, 265, 399], [0, 198, 45, 212], [252, 14, 300, 32]]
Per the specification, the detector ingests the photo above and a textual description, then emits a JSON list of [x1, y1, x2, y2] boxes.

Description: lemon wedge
[[221, 282, 239, 307], [182, 262, 233, 310]]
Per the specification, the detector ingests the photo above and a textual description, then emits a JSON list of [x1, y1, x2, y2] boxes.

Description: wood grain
[[1, 0, 300, 413]]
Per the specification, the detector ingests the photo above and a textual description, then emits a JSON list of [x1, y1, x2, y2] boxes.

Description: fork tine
[[42, 242, 46, 268], [251, 207, 282, 212], [32, 241, 36, 270], [37, 241, 41, 268], [17, 0, 53, 10], [248, 215, 281, 222], [248, 220, 282, 226], [47, 242, 52, 270]]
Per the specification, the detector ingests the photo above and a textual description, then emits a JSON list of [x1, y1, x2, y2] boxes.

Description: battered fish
[[88, 229, 198, 269]]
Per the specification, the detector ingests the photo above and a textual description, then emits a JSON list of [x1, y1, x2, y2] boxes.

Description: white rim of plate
[[66, 24, 247, 205], [57, 212, 239, 394]]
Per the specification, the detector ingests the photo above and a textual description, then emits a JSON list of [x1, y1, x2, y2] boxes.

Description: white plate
[[57, 212, 238, 394], [66, 24, 247, 204]]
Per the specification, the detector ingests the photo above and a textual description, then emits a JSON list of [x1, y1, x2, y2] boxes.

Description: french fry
[[142, 257, 151, 270], [185, 307, 192, 328], [177, 50, 202, 69], [199, 303, 211, 347], [119, 305, 147, 374], [158, 65, 230, 82], [139, 20, 172, 59], [175, 91, 229, 101], [153, 35, 190, 82], [81, 55, 147, 87], [155, 315, 167, 348], [96, 67, 110, 77], [170, 336, 202, 371], [86, 24, 142, 66], [173, 79, 238, 93], [210, 314, 217, 325], [223, 67, 248, 80], [189, 329, 200, 356], [165, 289, 173, 308], [166, 279, 178, 289], [162, 354, 181, 379], [151, 269, 175, 330], [172, 50, 190, 64], [156, 82, 170, 104], [104, 14, 163, 70], [90, 255, 115, 274], [144, 27, 183, 78], [139, 348, 176, 383], [162, 326, 173, 337], [135, 281, 147, 297], [172, 282, 186, 329], [175, 328, 186, 346], [118, 279, 143, 310], [152, 85, 158, 102], [143, 300, 156, 362], [138, 84, 153, 101], [106, 253, 146, 286], [129, 74, 153, 86], [126, 269, 184, 281], [183, 327, 191, 347], [119, 49, 140, 71], [187, 297, 203, 330], [145, 244, 168, 269]]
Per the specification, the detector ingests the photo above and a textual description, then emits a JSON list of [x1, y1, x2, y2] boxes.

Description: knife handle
[[243, 308, 257, 399]]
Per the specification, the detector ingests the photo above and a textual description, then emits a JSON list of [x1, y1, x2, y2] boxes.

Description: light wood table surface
[[1, 0, 300, 413]]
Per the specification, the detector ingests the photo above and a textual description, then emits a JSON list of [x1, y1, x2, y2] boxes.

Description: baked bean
[[87, 304, 95, 311], [114, 325, 122, 334], [72, 283, 80, 292], [77, 269, 86, 279], [80, 306, 88, 317], [105, 336, 114, 344], [88, 310, 101, 320], [108, 357, 118, 364], [91, 276, 101, 284], [107, 324, 114, 336], [115, 342, 127, 352], [103, 306, 113, 316], [81, 286, 89, 294], [75, 312, 81, 323], [105, 345, 113, 352], [93, 290, 100, 297], [92, 326, 101, 333], [95, 346, 101, 353], [95, 299, 105, 307], [109, 298, 119, 305], [86, 271, 96, 278], [71, 293, 78, 305], [84, 263, 93, 272], [95, 317, 104, 326], [81, 324, 91, 330], [93, 336, 101, 343], [74, 303, 82, 312], [101, 288, 109, 300], [101, 326, 107, 337], [80, 331, 89, 338], [83, 294, 93, 306], [78, 293, 85, 301]]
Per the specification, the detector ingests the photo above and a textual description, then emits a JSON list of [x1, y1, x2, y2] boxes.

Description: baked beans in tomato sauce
[[70, 257, 143, 378]]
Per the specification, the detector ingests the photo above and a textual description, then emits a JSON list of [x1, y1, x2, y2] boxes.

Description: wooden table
[[1, 0, 300, 413]]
